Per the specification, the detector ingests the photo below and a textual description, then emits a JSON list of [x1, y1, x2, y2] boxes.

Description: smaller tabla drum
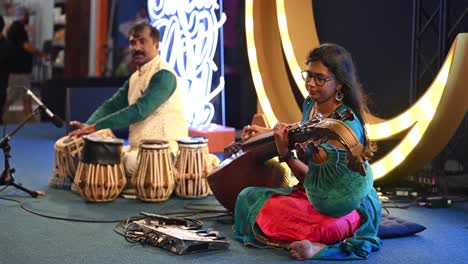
[[50, 135, 83, 189], [132, 140, 175, 202], [74, 135, 126, 202], [173, 137, 212, 198]]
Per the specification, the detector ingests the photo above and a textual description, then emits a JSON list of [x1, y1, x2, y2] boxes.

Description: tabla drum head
[[140, 139, 170, 150], [81, 135, 124, 164], [177, 137, 208, 145], [83, 135, 124, 145]]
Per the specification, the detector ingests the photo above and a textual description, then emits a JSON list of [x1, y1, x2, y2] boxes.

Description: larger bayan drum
[[74, 135, 126, 202], [132, 140, 175, 202]]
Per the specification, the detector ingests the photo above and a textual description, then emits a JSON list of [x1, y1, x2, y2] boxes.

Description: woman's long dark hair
[[306, 43, 375, 151]]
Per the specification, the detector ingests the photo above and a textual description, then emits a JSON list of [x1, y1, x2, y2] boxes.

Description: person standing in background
[[0, 15, 11, 124], [6, 6, 50, 118]]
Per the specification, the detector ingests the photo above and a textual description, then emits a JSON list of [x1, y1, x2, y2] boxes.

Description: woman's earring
[[335, 90, 344, 102]]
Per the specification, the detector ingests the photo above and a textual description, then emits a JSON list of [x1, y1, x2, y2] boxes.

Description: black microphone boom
[[24, 88, 63, 128]]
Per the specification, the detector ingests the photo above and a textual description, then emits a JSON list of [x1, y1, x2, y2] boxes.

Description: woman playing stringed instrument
[[234, 43, 381, 260]]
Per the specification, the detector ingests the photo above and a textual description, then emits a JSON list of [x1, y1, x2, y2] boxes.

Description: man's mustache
[[132, 51, 145, 57]]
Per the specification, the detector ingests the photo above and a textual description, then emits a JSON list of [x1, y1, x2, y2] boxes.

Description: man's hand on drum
[[241, 124, 271, 141], [68, 121, 97, 138]]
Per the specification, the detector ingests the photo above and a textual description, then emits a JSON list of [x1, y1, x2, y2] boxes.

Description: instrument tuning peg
[[330, 111, 343, 120], [347, 154, 366, 176], [341, 109, 355, 121], [313, 113, 324, 120], [363, 149, 374, 160]]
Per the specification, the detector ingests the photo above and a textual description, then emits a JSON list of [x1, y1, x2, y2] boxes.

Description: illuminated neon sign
[[147, 0, 226, 127]]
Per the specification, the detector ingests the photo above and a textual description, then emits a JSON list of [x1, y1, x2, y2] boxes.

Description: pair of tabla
[[132, 137, 213, 202], [52, 129, 126, 202]]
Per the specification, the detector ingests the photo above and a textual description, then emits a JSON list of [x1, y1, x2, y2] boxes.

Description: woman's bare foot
[[289, 240, 326, 260]]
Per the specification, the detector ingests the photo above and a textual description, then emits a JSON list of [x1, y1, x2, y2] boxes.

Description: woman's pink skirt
[[256, 188, 361, 244]]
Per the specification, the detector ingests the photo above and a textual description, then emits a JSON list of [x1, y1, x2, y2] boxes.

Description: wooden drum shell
[[53, 136, 83, 180], [74, 134, 125, 202], [173, 139, 212, 198], [132, 140, 175, 202], [74, 162, 127, 202]]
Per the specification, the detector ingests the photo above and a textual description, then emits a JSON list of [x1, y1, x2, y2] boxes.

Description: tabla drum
[[132, 140, 175, 202], [49, 129, 115, 189], [50, 136, 82, 189], [173, 137, 213, 198], [74, 135, 126, 202]]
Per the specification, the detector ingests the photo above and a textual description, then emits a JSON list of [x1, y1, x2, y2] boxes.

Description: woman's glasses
[[301, 70, 336, 86]]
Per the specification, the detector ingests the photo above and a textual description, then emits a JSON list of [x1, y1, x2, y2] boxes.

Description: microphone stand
[[0, 106, 43, 197]]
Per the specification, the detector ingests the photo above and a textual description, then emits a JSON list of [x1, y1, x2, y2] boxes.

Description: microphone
[[24, 88, 63, 128]]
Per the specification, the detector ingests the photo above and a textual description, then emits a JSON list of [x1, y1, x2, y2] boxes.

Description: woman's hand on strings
[[241, 124, 270, 141], [273, 122, 289, 156]]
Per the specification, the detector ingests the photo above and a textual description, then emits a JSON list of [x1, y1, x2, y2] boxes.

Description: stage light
[[276, 0, 308, 98], [245, 0, 277, 127]]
